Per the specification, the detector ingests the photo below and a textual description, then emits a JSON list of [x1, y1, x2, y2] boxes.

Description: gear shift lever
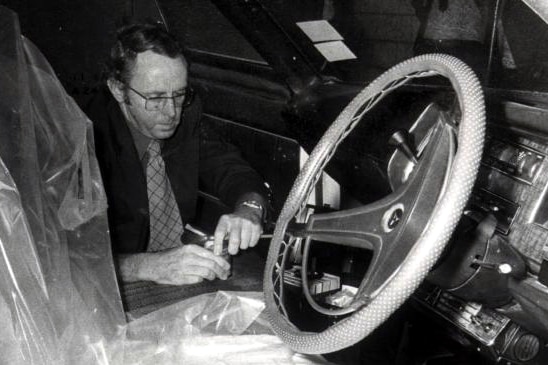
[[389, 130, 418, 164]]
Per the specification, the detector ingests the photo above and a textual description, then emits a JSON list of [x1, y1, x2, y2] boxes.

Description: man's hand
[[213, 203, 263, 256], [118, 244, 231, 285]]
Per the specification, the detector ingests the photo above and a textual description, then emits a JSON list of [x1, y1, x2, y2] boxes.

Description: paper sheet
[[314, 41, 357, 63], [296, 20, 343, 43]]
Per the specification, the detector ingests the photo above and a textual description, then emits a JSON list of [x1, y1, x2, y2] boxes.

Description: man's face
[[117, 50, 188, 139]]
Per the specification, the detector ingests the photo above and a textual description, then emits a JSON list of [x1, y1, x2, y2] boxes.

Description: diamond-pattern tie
[[146, 140, 184, 252]]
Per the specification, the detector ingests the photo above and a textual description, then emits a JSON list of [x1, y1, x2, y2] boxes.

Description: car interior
[[2, 0, 548, 364]]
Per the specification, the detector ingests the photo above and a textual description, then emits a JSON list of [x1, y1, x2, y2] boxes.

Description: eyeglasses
[[125, 84, 194, 111]]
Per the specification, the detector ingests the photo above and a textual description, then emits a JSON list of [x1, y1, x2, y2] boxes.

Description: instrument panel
[[414, 124, 548, 364], [482, 138, 544, 185], [474, 131, 548, 269]]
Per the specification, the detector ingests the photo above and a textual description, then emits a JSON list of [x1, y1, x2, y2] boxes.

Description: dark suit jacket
[[85, 88, 267, 253]]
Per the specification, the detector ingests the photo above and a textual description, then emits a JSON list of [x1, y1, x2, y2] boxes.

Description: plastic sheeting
[[0, 6, 124, 364], [121, 291, 329, 365], [0, 6, 331, 365]]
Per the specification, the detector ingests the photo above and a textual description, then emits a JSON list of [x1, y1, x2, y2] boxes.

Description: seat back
[[0, 6, 125, 364]]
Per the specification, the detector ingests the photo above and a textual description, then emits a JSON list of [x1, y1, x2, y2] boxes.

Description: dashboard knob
[[513, 333, 540, 362], [497, 263, 512, 274], [389, 130, 418, 164]]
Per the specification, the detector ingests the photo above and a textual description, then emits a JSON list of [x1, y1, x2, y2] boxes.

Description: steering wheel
[[264, 54, 485, 354]]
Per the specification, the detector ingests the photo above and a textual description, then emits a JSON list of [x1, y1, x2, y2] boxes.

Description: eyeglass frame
[[124, 84, 194, 111]]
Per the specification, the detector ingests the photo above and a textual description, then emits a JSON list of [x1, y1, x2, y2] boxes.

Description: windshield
[[265, 0, 548, 93]]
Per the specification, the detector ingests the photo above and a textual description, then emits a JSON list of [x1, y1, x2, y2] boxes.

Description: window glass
[[156, 0, 548, 93], [158, 0, 265, 63], [266, 0, 494, 83], [492, 0, 548, 92]]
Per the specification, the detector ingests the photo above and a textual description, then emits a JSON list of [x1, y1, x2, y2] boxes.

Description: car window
[[266, 0, 494, 84], [157, 0, 548, 93], [493, 0, 548, 92], [266, 0, 548, 94], [157, 0, 266, 64]]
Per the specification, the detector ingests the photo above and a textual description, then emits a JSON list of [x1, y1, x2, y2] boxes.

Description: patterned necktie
[[146, 140, 184, 252]]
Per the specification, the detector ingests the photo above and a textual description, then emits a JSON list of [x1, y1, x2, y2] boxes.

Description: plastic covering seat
[[0, 6, 329, 365]]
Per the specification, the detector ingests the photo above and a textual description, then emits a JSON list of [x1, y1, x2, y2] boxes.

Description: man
[[85, 23, 268, 285]]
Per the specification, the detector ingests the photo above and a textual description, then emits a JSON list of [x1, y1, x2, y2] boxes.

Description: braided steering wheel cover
[[263, 54, 485, 354]]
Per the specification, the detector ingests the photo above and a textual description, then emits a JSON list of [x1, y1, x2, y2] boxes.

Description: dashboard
[[413, 101, 548, 364]]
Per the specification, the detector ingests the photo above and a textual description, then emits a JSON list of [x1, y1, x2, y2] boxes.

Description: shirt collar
[[127, 123, 153, 162]]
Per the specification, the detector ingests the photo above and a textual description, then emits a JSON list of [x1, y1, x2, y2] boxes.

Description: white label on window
[[296, 20, 343, 43], [314, 41, 357, 62]]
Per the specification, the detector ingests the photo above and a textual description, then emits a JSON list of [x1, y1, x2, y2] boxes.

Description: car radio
[[482, 138, 544, 185], [470, 137, 545, 235], [415, 284, 510, 346]]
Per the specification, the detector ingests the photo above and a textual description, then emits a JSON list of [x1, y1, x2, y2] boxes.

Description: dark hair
[[107, 23, 187, 83]]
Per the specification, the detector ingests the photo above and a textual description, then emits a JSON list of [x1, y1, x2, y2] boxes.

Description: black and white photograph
[[0, 1, 547, 364]]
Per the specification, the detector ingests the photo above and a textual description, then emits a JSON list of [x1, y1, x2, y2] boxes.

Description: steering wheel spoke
[[300, 119, 455, 299]]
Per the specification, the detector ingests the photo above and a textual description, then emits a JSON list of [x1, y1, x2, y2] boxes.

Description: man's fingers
[[239, 222, 252, 250], [215, 213, 265, 254], [178, 244, 230, 276], [149, 245, 231, 285], [249, 225, 262, 248], [180, 275, 203, 285], [244, 219, 262, 248], [228, 225, 241, 255], [214, 217, 229, 255], [186, 266, 217, 281], [188, 250, 230, 278]]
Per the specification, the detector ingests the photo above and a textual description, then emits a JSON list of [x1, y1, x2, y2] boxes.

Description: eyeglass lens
[[127, 84, 194, 111], [145, 89, 193, 111]]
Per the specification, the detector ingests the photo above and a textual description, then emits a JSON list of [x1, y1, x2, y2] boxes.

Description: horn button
[[382, 203, 404, 232]]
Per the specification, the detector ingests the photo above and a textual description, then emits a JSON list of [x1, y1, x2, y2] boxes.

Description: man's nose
[[162, 97, 177, 117]]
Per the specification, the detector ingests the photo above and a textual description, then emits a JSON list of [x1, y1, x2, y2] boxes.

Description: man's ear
[[107, 78, 127, 104]]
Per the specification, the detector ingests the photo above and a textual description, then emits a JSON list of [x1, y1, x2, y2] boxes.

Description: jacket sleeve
[[196, 106, 268, 209]]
